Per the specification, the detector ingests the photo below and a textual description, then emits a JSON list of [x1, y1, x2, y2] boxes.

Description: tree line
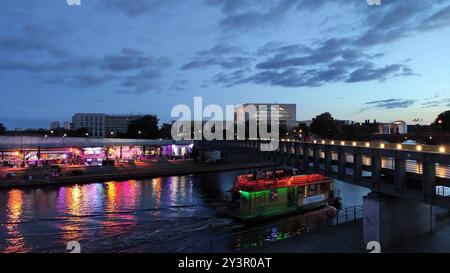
[[292, 110, 450, 140], [0, 115, 173, 139], [1, 110, 449, 140]]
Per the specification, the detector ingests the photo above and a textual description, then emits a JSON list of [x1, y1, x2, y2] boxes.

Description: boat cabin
[[224, 170, 334, 221]]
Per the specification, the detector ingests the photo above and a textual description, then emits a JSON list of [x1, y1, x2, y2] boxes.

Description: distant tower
[[50, 121, 60, 130]]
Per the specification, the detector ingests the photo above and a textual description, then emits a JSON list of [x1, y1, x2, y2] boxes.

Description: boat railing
[[188, 205, 364, 253], [235, 174, 332, 192]]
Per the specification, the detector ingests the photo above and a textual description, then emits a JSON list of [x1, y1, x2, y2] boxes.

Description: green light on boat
[[240, 190, 250, 199], [240, 189, 272, 199]]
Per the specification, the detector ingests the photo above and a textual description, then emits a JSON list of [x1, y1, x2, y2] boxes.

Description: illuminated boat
[[217, 169, 337, 222]]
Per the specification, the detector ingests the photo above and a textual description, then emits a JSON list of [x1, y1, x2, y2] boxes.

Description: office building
[[72, 113, 145, 137], [235, 103, 298, 129], [376, 120, 408, 134], [50, 121, 60, 130], [63, 122, 72, 130]]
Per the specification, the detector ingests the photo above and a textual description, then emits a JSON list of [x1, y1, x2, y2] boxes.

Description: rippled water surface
[[0, 170, 370, 253]]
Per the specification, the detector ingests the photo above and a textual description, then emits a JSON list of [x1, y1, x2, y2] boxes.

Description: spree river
[[0, 170, 370, 253]]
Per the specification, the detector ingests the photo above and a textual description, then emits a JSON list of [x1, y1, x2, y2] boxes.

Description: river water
[[0, 169, 370, 253]]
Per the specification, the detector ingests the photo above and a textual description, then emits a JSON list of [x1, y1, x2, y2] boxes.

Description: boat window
[[319, 183, 328, 194], [252, 192, 266, 207], [298, 186, 306, 198], [308, 184, 318, 196]]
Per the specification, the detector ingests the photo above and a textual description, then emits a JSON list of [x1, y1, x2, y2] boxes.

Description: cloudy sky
[[1, 0, 449, 129]]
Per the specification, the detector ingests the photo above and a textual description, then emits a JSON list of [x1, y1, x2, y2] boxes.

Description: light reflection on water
[[3, 190, 30, 253], [0, 170, 369, 253]]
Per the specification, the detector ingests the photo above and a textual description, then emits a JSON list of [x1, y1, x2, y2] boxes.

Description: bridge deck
[[200, 140, 450, 210]]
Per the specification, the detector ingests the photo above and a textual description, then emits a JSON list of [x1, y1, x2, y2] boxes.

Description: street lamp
[[438, 120, 443, 124]]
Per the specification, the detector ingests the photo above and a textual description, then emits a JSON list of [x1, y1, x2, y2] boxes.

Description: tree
[[159, 123, 173, 139], [127, 115, 160, 139], [66, 127, 90, 137], [310, 112, 340, 139], [434, 110, 450, 132], [0, 123, 6, 135], [292, 123, 310, 140], [341, 124, 373, 140]]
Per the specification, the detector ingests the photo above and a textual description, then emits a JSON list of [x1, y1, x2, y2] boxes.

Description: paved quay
[[245, 220, 365, 253], [245, 217, 450, 253], [0, 159, 278, 189]]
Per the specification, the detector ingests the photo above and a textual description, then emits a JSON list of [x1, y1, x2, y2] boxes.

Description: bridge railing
[[188, 205, 363, 253]]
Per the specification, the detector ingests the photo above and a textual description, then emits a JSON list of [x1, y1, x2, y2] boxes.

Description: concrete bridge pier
[[294, 144, 300, 168], [363, 191, 436, 251], [302, 144, 310, 170]]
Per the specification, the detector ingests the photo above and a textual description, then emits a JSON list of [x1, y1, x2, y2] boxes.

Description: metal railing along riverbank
[[188, 205, 363, 252]]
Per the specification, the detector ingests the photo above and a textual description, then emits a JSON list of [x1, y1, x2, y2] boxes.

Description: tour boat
[[217, 168, 337, 222]]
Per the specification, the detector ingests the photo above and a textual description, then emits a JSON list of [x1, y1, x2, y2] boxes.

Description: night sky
[[1, 0, 450, 129]]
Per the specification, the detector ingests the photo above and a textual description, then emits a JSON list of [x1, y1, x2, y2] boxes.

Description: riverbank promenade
[[0, 158, 277, 188]]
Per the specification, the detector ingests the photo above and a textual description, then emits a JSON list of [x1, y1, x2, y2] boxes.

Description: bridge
[[0, 136, 193, 150], [198, 139, 450, 250]]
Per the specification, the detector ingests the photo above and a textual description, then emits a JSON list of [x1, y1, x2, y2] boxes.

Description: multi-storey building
[[235, 103, 298, 129], [72, 113, 146, 137]]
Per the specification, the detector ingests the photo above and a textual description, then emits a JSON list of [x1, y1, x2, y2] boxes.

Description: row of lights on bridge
[[309, 140, 446, 153]]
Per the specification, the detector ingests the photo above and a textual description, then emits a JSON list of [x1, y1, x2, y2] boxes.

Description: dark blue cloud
[[206, 0, 354, 32], [196, 43, 246, 56], [0, 45, 172, 93], [42, 74, 117, 89], [365, 99, 416, 109], [0, 23, 70, 58], [207, 0, 450, 48], [356, 1, 450, 47], [101, 48, 171, 72], [421, 98, 450, 108], [188, 1, 450, 89], [205, 37, 414, 88], [97, 0, 176, 17], [181, 43, 252, 70], [204, 0, 256, 14], [346, 63, 415, 83], [419, 4, 450, 31], [215, 0, 300, 32]]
